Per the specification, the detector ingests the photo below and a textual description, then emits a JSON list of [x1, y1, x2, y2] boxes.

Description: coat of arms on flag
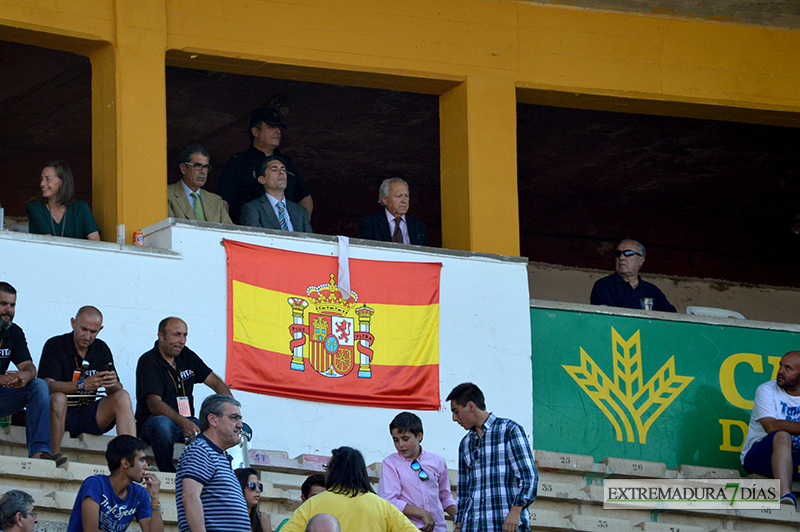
[[223, 240, 441, 409], [287, 275, 375, 379]]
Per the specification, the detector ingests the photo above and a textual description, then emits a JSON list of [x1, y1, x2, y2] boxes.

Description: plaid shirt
[[456, 413, 538, 532]]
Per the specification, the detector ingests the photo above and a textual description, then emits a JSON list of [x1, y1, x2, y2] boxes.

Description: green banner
[[531, 307, 799, 471]]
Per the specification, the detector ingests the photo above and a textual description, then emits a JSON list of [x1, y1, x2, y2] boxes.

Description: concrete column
[[440, 76, 520, 256], [89, 0, 167, 243]]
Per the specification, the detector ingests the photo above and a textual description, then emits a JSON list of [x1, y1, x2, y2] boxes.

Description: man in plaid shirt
[[447, 383, 538, 532]]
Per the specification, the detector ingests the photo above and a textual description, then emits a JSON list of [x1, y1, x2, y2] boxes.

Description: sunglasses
[[411, 459, 429, 481], [247, 481, 263, 492], [614, 249, 642, 258]]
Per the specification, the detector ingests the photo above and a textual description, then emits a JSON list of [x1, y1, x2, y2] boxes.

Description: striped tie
[[277, 201, 288, 231]]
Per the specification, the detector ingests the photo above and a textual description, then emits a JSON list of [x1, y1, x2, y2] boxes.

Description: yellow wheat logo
[[562, 328, 693, 444]]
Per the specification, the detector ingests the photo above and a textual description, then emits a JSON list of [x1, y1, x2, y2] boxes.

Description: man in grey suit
[[168, 144, 232, 224], [240, 155, 313, 233]]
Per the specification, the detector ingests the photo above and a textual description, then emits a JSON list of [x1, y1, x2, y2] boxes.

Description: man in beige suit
[[168, 144, 232, 224]]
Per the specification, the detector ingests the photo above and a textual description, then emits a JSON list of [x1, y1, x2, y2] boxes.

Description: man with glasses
[[135, 317, 233, 472], [218, 107, 313, 224], [0, 490, 38, 532], [590, 239, 676, 312], [240, 155, 313, 233], [168, 144, 232, 224], [176, 394, 250, 532]]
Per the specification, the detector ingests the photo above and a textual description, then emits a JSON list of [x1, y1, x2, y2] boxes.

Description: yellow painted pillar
[[440, 77, 520, 256], [89, 44, 117, 242], [90, 0, 167, 243]]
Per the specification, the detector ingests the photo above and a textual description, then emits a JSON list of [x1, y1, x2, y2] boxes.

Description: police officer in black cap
[[218, 107, 313, 224]]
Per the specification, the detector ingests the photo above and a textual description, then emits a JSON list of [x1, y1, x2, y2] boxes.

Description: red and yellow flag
[[224, 240, 442, 409]]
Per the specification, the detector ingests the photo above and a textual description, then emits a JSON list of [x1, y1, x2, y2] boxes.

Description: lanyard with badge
[[70, 356, 96, 407], [72, 356, 90, 383], [168, 365, 192, 417]]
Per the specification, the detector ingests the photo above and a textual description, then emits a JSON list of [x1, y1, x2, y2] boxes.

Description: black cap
[[250, 107, 287, 130]]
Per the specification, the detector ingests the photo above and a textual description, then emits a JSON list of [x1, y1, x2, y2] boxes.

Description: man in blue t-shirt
[[67, 435, 162, 532]]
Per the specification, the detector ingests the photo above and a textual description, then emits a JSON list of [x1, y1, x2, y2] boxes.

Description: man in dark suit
[[240, 155, 313, 233], [357, 178, 429, 246]]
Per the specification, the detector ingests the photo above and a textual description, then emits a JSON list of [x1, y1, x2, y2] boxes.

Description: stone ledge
[[602, 457, 668, 479]]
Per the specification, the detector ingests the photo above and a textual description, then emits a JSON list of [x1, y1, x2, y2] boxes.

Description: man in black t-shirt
[[0, 282, 62, 464], [217, 107, 313, 224], [38, 306, 136, 455], [135, 317, 232, 472]]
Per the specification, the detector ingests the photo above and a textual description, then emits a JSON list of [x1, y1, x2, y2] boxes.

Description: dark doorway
[[517, 103, 800, 287], [0, 40, 92, 220]]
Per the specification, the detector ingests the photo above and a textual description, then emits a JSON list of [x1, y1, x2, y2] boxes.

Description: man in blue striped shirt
[[447, 383, 538, 532], [176, 394, 250, 532]]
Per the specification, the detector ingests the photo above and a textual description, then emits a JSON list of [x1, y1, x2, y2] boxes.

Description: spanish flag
[[224, 240, 442, 409]]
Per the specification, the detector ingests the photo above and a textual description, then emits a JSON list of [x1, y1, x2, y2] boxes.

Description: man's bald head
[[157, 317, 188, 359], [71, 306, 104, 351], [304, 514, 341, 532], [777, 351, 800, 394], [783, 351, 800, 364], [75, 306, 103, 322]]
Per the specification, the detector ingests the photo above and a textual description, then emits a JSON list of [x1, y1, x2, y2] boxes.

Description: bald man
[[304, 514, 341, 532], [39, 307, 136, 455], [741, 351, 800, 508], [135, 317, 232, 472]]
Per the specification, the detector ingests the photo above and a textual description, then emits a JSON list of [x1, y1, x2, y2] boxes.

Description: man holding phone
[[38, 306, 136, 455]]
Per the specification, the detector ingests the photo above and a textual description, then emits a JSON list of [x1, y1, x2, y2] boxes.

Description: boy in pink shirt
[[378, 412, 457, 532]]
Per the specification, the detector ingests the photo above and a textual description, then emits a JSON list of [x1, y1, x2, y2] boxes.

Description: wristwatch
[[77, 380, 85, 392]]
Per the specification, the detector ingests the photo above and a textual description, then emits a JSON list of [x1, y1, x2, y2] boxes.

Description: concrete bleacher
[[533, 450, 800, 532], [1, 426, 798, 532]]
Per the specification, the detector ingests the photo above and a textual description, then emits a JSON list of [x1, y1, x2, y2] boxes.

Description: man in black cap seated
[[358, 178, 428, 246], [590, 239, 676, 312], [218, 107, 313, 224]]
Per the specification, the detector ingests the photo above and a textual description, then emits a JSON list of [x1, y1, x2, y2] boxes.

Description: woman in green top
[[26, 161, 100, 240]]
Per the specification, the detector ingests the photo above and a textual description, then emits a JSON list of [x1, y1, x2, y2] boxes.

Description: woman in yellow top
[[281, 446, 419, 532]]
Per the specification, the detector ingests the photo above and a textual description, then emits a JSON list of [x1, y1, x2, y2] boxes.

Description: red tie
[[392, 217, 403, 243]]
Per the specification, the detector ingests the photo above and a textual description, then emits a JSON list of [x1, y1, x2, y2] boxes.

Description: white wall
[[0, 221, 532, 466]]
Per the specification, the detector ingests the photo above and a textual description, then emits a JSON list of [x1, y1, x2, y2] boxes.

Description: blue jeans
[[0, 378, 52, 456], [140, 415, 198, 472]]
